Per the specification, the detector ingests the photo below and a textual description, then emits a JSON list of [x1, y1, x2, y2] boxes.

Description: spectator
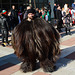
[[45, 11, 48, 22], [0, 9, 9, 46], [47, 2, 51, 15], [39, 9, 42, 17], [47, 10, 51, 23], [7, 10, 14, 31], [63, 4, 72, 35], [35, 8, 40, 17], [23, 6, 31, 19], [11, 5, 18, 29], [53, 3, 57, 19], [71, 8, 75, 24], [72, 2, 75, 10], [56, 6, 62, 32], [18, 9, 23, 24], [41, 7, 46, 19]]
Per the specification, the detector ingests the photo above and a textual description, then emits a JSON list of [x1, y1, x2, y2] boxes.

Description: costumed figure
[[12, 8, 60, 73], [62, 4, 72, 35]]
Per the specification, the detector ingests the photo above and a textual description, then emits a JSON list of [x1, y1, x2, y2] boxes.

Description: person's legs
[[68, 25, 71, 35], [1, 30, 5, 43], [4, 30, 9, 45], [65, 27, 68, 35], [57, 20, 62, 32]]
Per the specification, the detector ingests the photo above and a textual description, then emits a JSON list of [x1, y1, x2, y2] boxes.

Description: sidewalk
[[0, 26, 75, 75]]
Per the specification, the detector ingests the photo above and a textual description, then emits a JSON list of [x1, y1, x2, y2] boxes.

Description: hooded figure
[[12, 8, 60, 73]]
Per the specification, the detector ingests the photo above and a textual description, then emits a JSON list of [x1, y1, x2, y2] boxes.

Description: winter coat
[[0, 15, 9, 31], [11, 9, 18, 19]]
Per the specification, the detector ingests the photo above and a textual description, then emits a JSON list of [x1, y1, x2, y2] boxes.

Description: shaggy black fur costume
[[12, 18, 60, 73]]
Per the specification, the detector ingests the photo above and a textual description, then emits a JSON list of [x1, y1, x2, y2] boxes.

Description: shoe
[[1, 43, 9, 47], [1, 43, 6, 47], [69, 33, 72, 35]]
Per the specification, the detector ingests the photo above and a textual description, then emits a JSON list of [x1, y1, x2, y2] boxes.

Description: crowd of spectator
[[53, 2, 75, 34], [0, 2, 75, 46]]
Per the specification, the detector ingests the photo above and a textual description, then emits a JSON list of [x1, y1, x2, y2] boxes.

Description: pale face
[[27, 6, 31, 10], [54, 4, 56, 6], [28, 13, 34, 20], [12, 6, 15, 9]]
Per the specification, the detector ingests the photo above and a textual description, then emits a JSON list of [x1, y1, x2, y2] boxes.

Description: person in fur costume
[[12, 8, 60, 73]]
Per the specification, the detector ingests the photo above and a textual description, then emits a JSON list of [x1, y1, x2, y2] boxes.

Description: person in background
[[62, 4, 72, 35], [2, 10, 8, 18], [39, 9, 42, 18], [47, 9, 51, 23], [18, 9, 23, 24], [11, 5, 18, 29], [53, 3, 57, 19], [35, 8, 40, 17], [72, 2, 75, 10], [45, 11, 48, 22], [47, 2, 51, 15], [7, 10, 13, 32], [41, 7, 46, 19], [23, 6, 31, 19], [56, 6, 62, 32], [0, 9, 9, 46]]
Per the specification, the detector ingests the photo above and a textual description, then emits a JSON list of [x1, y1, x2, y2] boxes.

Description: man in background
[[0, 9, 9, 46], [53, 3, 57, 19], [47, 2, 51, 15], [23, 6, 31, 19]]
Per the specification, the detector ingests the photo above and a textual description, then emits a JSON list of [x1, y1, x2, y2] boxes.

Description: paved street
[[0, 26, 75, 75]]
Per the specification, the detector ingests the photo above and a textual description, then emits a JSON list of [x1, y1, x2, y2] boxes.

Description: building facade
[[0, 0, 29, 10], [0, 0, 48, 10], [0, 0, 74, 10], [54, 0, 74, 7]]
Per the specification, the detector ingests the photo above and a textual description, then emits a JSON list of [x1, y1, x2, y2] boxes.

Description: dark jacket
[[36, 11, 40, 17], [0, 15, 9, 31], [11, 9, 18, 18], [53, 6, 57, 19], [56, 10, 62, 20], [53, 6, 57, 12], [56, 9, 63, 29], [47, 4, 51, 14], [11, 9, 19, 26], [7, 15, 14, 30]]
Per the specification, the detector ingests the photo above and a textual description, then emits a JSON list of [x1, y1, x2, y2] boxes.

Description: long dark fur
[[12, 18, 60, 72]]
